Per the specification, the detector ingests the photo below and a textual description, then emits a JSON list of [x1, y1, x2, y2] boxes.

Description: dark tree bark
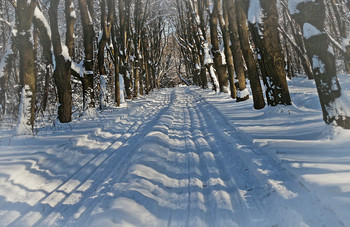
[[250, 0, 292, 106], [235, 0, 265, 109], [208, 0, 229, 93], [118, 0, 132, 99], [224, 0, 248, 101], [65, 0, 75, 58], [111, 23, 121, 106], [98, 0, 114, 110], [142, 33, 151, 93], [292, 0, 350, 129], [15, 0, 37, 132], [132, 0, 142, 97], [78, 0, 95, 110], [219, 0, 236, 98], [31, 6, 53, 112], [49, 0, 72, 123]]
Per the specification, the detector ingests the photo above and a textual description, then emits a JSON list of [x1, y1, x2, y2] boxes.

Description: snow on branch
[[0, 18, 11, 27], [325, 30, 346, 53], [34, 6, 52, 38]]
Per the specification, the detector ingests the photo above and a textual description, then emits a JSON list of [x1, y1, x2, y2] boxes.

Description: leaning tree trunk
[[49, 0, 72, 123], [78, 0, 95, 111], [249, 0, 292, 106], [208, 0, 229, 93], [15, 0, 37, 134], [235, 0, 265, 109], [224, 0, 248, 101], [290, 0, 350, 129], [219, 0, 236, 98], [32, 6, 54, 112]]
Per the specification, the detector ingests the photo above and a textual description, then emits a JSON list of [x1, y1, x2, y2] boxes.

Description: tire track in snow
[[178, 93, 218, 227], [10, 86, 344, 226], [187, 88, 344, 227], [73, 87, 257, 226], [187, 96, 240, 226], [76, 88, 206, 227], [188, 92, 261, 226], [180, 89, 252, 226], [58, 89, 177, 226], [182, 94, 205, 227], [92, 88, 188, 227], [9, 90, 173, 227], [164, 90, 195, 227]]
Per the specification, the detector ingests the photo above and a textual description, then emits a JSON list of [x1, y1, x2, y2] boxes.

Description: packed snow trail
[[0, 87, 344, 226]]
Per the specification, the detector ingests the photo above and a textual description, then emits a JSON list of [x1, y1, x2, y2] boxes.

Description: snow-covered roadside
[[0, 89, 173, 226], [0, 76, 349, 226], [192, 74, 350, 225]]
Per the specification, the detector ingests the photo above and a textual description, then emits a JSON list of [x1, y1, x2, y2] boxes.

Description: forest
[[0, 0, 349, 134], [1, 0, 350, 226]]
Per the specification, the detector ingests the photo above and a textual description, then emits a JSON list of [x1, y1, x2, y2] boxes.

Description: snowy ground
[[0, 76, 350, 226]]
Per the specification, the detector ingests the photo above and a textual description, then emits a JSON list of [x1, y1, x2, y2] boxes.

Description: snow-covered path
[[0, 87, 346, 226]]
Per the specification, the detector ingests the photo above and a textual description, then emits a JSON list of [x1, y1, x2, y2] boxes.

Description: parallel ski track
[[70, 89, 182, 227], [179, 90, 248, 226], [57, 90, 176, 226], [7, 87, 345, 226], [9, 90, 173, 227], [187, 88, 344, 227]]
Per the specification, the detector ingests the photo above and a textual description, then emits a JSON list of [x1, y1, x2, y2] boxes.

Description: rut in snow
[[0, 87, 344, 227]]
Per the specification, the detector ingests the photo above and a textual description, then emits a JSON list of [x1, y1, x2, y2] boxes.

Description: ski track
[[0, 87, 345, 226]]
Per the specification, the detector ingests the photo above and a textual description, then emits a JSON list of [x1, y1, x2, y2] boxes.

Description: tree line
[[0, 0, 176, 134], [175, 0, 350, 129], [0, 0, 350, 135]]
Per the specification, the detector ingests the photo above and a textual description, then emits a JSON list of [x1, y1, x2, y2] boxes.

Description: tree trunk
[[219, 0, 236, 98], [291, 0, 350, 129], [98, 0, 114, 110], [186, 1, 207, 89], [49, 0, 72, 123], [133, 0, 142, 98], [118, 0, 132, 99], [224, 0, 248, 101], [111, 24, 120, 106], [250, 0, 292, 106], [208, 0, 229, 93], [235, 0, 265, 109], [78, 0, 95, 111], [15, 0, 37, 133], [65, 0, 75, 58], [142, 36, 151, 93]]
